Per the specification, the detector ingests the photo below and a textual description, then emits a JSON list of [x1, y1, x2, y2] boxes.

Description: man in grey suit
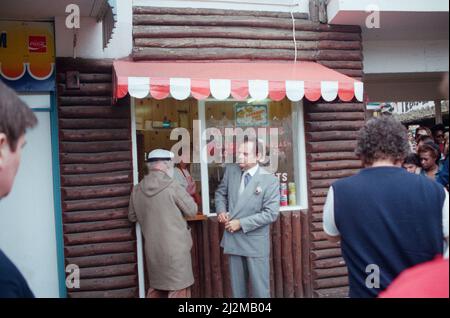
[[215, 138, 280, 298]]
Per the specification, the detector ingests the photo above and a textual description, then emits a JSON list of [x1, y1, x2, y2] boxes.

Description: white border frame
[[131, 98, 146, 298], [199, 99, 309, 214]]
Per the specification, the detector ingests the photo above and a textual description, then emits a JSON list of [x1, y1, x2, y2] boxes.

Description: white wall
[[55, 0, 133, 59], [363, 39, 449, 74], [133, 0, 309, 13], [0, 108, 59, 298]]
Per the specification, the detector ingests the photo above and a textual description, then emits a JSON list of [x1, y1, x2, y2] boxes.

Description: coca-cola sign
[[28, 35, 47, 53]]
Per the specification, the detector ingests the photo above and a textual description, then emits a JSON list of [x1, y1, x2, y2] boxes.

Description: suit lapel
[[230, 166, 241, 210]]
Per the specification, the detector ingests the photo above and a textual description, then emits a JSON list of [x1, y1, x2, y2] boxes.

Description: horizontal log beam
[[311, 248, 342, 260], [311, 212, 323, 221], [58, 96, 112, 106], [309, 160, 362, 171], [135, 38, 361, 50], [133, 26, 361, 41], [311, 240, 341, 250], [63, 208, 129, 223], [312, 266, 348, 279], [312, 221, 323, 231], [133, 14, 360, 33], [317, 60, 363, 70], [305, 112, 365, 122], [60, 141, 131, 154], [313, 276, 349, 289], [57, 58, 112, 73], [59, 118, 130, 129], [305, 131, 359, 142], [133, 6, 311, 19], [308, 152, 358, 162], [62, 196, 130, 212], [58, 106, 130, 119], [313, 286, 349, 298], [60, 129, 130, 142], [132, 47, 362, 61], [60, 151, 132, 165], [68, 274, 137, 292], [61, 161, 132, 175], [311, 231, 328, 241], [306, 103, 365, 113], [58, 73, 112, 83], [66, 253, 136, 268], [64, 228, 134, 245], [310, 169, 360, 180], [311, 188, 329, 197], [333, 68, 364, 78], [61, 172, 132, 187], [62, 183, 132, 201], [310, 178, 337, 189], [58, 83, 112, 96], [68, 287, 138, 298], [63, 219, 132, 234], [78, 263, 137, 279], [305, 121, 365, 132], [64, 241, 136, 257], [311, 196, 326, 205], [307, 141, 357, 153], [313, 257, 346, 269]]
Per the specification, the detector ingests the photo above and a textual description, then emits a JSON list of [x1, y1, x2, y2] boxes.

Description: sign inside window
[[235, 103, 268, 127]]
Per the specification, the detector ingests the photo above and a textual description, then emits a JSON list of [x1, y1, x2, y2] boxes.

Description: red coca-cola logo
[[28, 36, 47, 53]]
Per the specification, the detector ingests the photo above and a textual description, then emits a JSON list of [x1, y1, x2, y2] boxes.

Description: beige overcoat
[[128, 170, 197, 290]]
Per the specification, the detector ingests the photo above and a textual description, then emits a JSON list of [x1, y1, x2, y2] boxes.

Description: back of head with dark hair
[[403, 153, 421, 167], [432, 124, 446, 135], [355, 116, 410, 166], [0, 81, 37, 151], [417, 134, 434, 144]]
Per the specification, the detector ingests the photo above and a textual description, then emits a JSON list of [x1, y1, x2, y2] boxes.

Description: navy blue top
[[0, 249, 34, 298], [437, 157, 449, 188], [333, 166, 445, 298]]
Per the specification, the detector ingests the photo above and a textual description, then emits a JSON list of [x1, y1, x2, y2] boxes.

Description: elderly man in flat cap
[[128, 149, 198, 298]]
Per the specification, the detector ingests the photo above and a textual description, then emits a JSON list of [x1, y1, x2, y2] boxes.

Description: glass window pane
[[205, 99, 299, 213]]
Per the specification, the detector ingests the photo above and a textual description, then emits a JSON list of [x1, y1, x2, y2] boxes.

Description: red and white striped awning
[[113, 60, 363, 102]]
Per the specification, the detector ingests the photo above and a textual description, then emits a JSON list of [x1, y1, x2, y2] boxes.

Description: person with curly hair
[[322, 116, 449, 298]]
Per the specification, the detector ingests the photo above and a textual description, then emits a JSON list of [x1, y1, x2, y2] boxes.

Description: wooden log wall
[[57, 58, 139, 298], [132, 6, 363, 80], [189, 211, 304, 298], [303, 102, 365, 298]]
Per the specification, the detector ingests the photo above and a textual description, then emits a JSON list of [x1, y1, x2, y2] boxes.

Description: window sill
[[279, 205, 306, 212]]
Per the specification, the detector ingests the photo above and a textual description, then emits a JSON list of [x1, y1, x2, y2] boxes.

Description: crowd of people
[[324, 116, 449, 298], [402, 124, 449, 190]]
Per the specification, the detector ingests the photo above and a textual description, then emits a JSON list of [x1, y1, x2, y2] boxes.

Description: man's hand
[[225, 219, 241, 233], [217, 212, 230, 224]]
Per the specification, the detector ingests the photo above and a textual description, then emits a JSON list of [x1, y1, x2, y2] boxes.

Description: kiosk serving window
[[133, 97, 308, 215]]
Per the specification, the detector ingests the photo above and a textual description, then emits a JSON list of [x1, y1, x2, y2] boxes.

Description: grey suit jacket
[[215, 164, 280, 257]]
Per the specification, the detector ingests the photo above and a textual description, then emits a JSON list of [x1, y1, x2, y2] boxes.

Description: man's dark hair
[[417, 134, 434, 144], [355, 116, 410, 166], [418, 141, 441, 164], [0, 81, 37, 151], [403, 153, 421, 167], [432, 124, 446, 135]]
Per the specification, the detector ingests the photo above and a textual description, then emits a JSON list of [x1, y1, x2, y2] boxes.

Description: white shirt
[[323, 186, 450, 258], [239, 164, 259, 195]]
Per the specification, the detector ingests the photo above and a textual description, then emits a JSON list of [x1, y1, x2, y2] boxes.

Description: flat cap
[[147, 149, 174, 162]]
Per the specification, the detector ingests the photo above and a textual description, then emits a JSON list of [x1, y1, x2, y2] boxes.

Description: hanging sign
[[0, 21, 55, 91]]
